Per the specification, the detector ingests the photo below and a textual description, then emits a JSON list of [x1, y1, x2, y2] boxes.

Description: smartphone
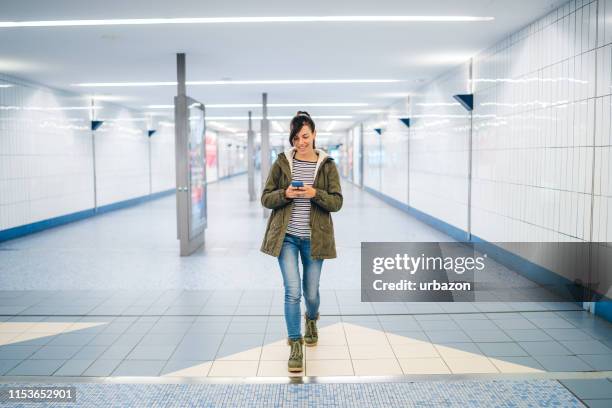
[[291, 181, 304, 188]]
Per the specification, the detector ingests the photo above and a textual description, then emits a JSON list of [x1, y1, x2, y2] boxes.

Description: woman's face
[[292, 125, 316, 153]]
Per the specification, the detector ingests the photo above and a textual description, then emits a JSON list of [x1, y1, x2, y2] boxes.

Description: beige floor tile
[[66, 322, 108, 332], [352, 359, 402, 376], [208, 360, 259, 377], [24, 322, 73, 334], [305, 345, 350, 360], [399, 358, 451, 374], [261, 345, 289, 361], [346, 333, 389, 345], [0, 332, 20, 345], [216, 347, 262, 361], [392, 343, 439, 359], [386, 333, 430, 345], [318, 323, 346, 335], [162, 361, 213, 377], [343, 324, 383, 337], [257, 360, 303, 377], [349, 343, 395, 359], [490, 357, 545, 373], [306, 359, 354, 376], [443, 357, 499, 374], [316, 331, 348, 346], [344, 326, 389, 345], [265, 338, 289, 347], [0, 322, 34, 333]]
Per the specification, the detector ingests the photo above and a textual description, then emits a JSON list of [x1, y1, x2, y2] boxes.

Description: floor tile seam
[[105, 313, 169, 377], [209, 306, 247, 376], [1, 307, 586, 317], [6, 370, 612, 383], [338, 307, 356, 376], [151, 316, 194, 371], [147, 290, 178, 315], [556, 378, 588, 406], [252, 331, 265, 378], [386, 332, 427, 375]]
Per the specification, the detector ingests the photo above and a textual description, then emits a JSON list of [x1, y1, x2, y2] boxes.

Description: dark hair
[[289, 111, 316, 149]]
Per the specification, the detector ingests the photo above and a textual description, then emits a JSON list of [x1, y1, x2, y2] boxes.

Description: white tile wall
[[150, 118, 176, 193], [362, 119, 381, 191], [0, 75, 218, 234], [352, 124, 362, 186], [471, 0, 604, 244], [338, 130, 351, 179], [217, 133, 246, 178], [409, 63, 472, 231], [0, 74, 93, 230], [354, 0, 612, 295], [93, 102, 150, 206], [381, 99, 410, 204]]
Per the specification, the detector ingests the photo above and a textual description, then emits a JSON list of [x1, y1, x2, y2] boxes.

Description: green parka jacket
[[260, 148, 343, 259]]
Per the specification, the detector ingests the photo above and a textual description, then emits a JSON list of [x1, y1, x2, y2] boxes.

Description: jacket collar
[[283, 147, 329, 179]]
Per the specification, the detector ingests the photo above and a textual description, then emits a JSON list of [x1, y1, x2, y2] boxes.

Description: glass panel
[[188, 103, 206, 239], [352, 125, 361, 185]]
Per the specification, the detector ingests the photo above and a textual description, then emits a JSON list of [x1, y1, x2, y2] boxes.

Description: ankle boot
[[304, 313, 319, 346], [287, 337, 304, 372]]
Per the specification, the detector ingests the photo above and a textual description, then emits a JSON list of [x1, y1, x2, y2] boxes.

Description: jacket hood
[[283, 147, 330, 179]]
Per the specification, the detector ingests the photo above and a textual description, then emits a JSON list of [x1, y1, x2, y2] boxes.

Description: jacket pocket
[[318, 212, 332, 232]]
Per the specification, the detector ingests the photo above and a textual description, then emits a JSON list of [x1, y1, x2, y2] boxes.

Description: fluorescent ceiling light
[[0, 106, 101, 111], [414, 102, 460, 107], [74, 80, 401, 87], [207, 115, 352, 120], [0, 16, 494, 29], [232, 131, 335, 137], [146, 102, 369, 109], [271, 132, 334, 136], [208, 121, 238, 133], [89, 94, 129, 102], [0, 84, 13, 88]]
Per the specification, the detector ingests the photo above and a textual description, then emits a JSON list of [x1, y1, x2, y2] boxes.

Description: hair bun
[[296, 111, 311, 117]]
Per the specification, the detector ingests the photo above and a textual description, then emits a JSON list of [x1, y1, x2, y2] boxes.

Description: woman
[[260, 111, 343, 373]]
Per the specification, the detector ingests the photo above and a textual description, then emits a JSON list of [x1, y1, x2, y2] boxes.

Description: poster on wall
[[205, 130, 218, 182], [188, 103, 207, 239]]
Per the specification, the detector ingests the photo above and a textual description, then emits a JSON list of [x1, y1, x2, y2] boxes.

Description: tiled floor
[[1, 308, 611, 378], [0, 174, 611, 407], [0, 380, 587, 407]]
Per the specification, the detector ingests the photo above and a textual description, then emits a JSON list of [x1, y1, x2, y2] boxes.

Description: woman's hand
[[285, 185, 317, 199], [285, 186, 301, 199], [298, 185, 316, 199]]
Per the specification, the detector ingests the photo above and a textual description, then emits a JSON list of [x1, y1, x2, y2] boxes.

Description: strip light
[[207, 115, 352, 120], [146, 102, 369, 109], [231, 132, 335, 137], [0, 16, 494, 29], [74, 79, 402, 87]]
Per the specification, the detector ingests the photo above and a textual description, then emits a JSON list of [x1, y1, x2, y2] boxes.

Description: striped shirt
[[286, 157, 317, 238]]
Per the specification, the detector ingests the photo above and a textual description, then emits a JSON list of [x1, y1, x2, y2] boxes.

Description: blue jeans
[[278, 233, 323, 340]]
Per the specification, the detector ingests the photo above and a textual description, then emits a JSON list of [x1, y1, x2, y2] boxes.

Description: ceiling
[[0, 0, 566, 136]]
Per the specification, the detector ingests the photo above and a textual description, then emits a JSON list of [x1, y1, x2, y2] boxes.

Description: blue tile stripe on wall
[[362, 183, 612, 322], [0, 171, 248, 244], [0, 189, 175, 243]]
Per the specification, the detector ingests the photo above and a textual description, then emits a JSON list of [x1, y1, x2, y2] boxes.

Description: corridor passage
[[0, 175, 609, 398]]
